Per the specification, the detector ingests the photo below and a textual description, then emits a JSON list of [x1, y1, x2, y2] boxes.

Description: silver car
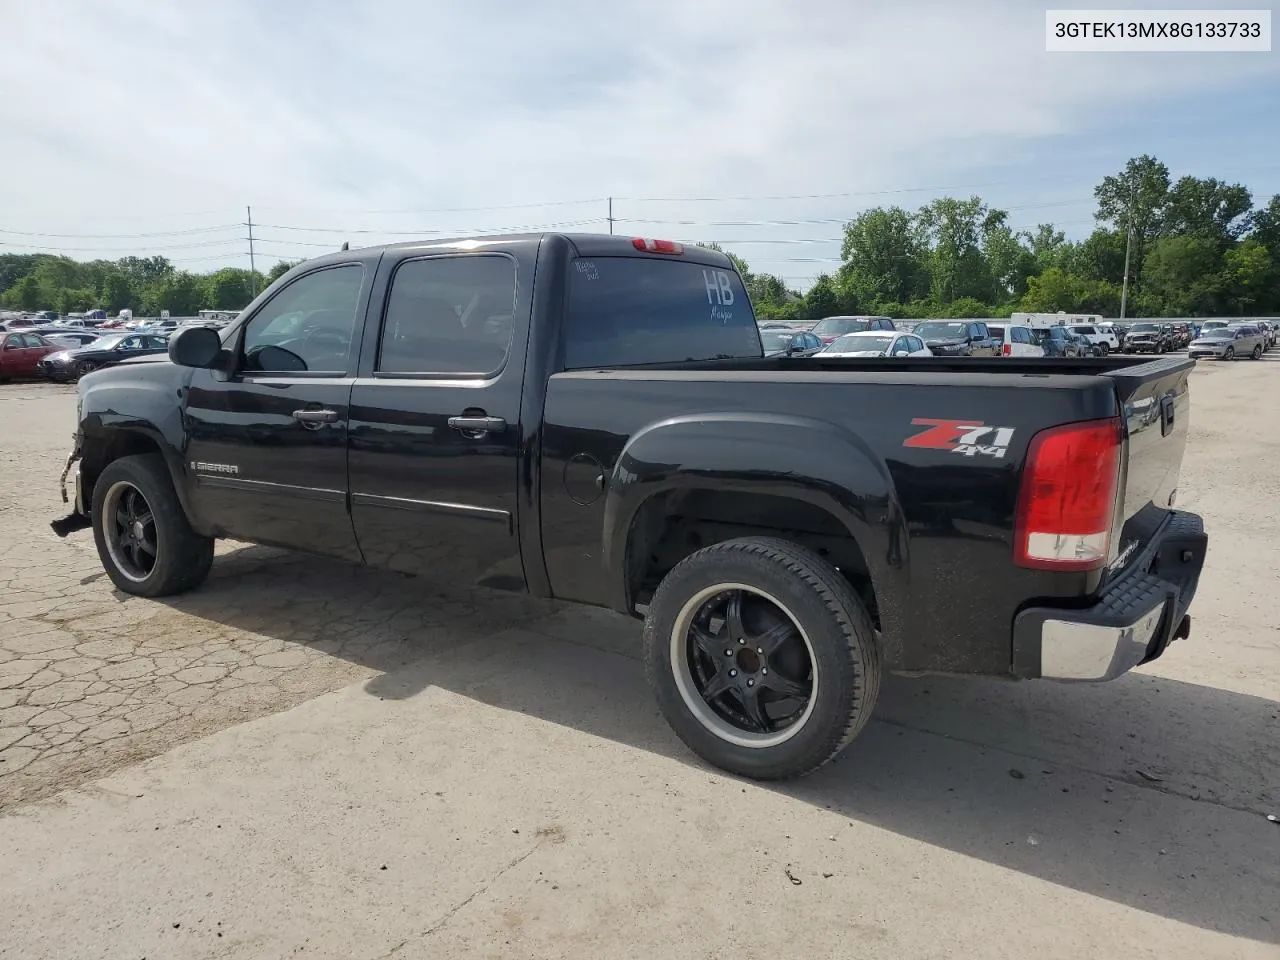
[[1188, 324, 1265, 361]]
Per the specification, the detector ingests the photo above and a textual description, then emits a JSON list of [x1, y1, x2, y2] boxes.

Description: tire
[[1225, 346, 1235, 361], [643, 536, 881, 780], [91, 453, 214, 597], [74, 360, 96, 380], [1252, 344, 1263, 360], [1098, 343, 1109, 355]]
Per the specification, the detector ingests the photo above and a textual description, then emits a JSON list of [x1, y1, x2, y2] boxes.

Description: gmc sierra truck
[[53, 233, 1207, 780]]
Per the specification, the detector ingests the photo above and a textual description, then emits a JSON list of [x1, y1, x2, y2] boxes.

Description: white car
[[985, 323, 1044, 357], [819, 330, 933, 358], [1069, 323, 1118, 354]]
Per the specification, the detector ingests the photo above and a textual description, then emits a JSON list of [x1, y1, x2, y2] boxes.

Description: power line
[[0, 223, 242, 240]]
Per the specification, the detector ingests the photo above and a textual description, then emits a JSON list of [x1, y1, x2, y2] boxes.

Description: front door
[[347, 248, 529, 586], [183, 261, 372, 561]]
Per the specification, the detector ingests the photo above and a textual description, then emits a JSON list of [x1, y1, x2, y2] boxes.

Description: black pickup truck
[[54, 233, 1206, 780]]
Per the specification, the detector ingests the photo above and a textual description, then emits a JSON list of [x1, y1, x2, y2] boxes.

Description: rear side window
[[1012, 327, 1032, 344], [563, 257, 760, 369], [1075, 326, 1096, 335], [988, 325, 1006, 340], [378, 255, 516, 376]]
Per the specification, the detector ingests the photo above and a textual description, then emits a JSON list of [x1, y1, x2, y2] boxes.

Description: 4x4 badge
[[904, 418, 1016, 459]]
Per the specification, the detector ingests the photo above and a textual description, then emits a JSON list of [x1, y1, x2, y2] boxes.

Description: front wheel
[[91, 453, 214, 597], [1098, 343, 1109, 355], [1225, 346, 1235, 361], [644, 536, 881, 780], [73, 360, 97, 380], [1252, 344, 1263, 360]]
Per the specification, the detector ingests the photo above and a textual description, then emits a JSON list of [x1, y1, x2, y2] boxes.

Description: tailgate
[[1103, 355, 1194, 566]]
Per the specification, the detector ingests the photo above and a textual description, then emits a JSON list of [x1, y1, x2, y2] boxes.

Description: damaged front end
[[50, 434, 91, 537]]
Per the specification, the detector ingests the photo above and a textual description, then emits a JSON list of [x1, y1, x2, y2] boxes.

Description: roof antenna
[[340, 241, 349, 251]]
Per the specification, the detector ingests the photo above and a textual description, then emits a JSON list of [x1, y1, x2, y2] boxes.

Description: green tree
[[1022, 224, 1070, 271], [803, 274, 840, 319], [1162, 176, 1252, 245], [141, 271, 207, 316], [695, 242, 752, 279], [982, 212, 1036, 301], [3, 275, 42, 310], [264, 260, 300, 286], [1094, 155, 1170, 285], [1020, 267, 1121, 315], [915, 196, 995, 305], [56, 287, 99, 314], [942, 296, 992, 318], [837, 206, 926, 306], [100, 271, 135, 313], [204, 268, 262, 310], [1067, 229, 1127, 285], [117, 255, 173, 289], [1220, 239, 1275, 313], [1140, 235, 1225, 315]]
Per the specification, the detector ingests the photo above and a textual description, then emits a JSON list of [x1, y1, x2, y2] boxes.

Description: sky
[[1, 0, 1277, 290]]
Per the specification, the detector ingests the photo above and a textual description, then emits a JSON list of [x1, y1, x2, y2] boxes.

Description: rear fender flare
[[602, 412, 909, 645]]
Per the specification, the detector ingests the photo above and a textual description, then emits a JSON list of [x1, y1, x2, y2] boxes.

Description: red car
[[0, 331, 60, 382]]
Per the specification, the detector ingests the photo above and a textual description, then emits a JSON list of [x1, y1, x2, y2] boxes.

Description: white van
[[1069, 323, 1118, 354], [986, 323, 1044, 357]]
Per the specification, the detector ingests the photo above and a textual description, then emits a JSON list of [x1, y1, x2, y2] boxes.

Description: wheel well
[[626, 489, 879, 628], [81, 430, 164, 506]]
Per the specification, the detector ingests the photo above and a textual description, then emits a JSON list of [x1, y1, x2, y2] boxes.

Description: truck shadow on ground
[[158, 545, 1280, 946]]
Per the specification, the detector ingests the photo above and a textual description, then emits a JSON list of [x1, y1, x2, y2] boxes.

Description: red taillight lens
[[1002, 343, 1012, 356], [631, 237, 683, 255], [1014, 418, 1123, 571]]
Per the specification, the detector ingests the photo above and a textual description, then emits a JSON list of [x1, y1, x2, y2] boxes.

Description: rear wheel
[[644, 536, 881, 780], [1252, 344, 1263, 360], [1098, 343, 1109, 355], [74, 360, 96, 380], [92, 453, 214, 597]]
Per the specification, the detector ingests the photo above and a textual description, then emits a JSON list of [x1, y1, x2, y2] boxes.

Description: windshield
[[812, 317, 871, 337], [914, 321, 966, 338], [827, 334, 894, 352], [760, 331, 796, 352], [84, 335, 123, 350], [1197, 327, 1232, 338], [563, 257, 760, 368], [1129, 324, 1158, 333], [1201, 321, 1228, 330]]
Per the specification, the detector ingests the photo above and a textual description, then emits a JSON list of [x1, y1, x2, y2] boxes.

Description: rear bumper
[[1012, 511, 1206, 681]]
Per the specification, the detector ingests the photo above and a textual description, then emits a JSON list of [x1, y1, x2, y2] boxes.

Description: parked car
[[817, 330, 932, 357], [809, 315, 896, 345], [760, 329, 824, 357], [0, 331, 60, 381], [1188, 327, 1243, 360], [1069, 323, 1118, 354], [37, 333, 170, 381], [1097, 322, 1125, 349], [986, 323, 1044, 358], [758, 322, 795, 330], [1071, 333, 1103, 357], [913, 320, 1000, 357], [0, 317, 38, 332], [1168, 323, 1193, 349], [1122, 322, 1173, 354], [1255, 320, 1275, 349], [53, 232, 1207, 782], [1030, 325, 1086, 358], [35, 328, 103, 350], [1226, 323, 1267, 359]]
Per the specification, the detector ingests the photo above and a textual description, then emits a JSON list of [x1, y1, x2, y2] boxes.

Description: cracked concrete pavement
[[1, 362, 1278, 959]]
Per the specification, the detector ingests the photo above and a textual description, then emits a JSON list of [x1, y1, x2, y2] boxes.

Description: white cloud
[[1, 0, 1275, 284]]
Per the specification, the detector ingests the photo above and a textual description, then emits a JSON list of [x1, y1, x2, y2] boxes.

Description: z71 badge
[[904, 418, 1016, 459]]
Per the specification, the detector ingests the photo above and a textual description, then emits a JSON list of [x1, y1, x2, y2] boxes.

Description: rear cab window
[[563, 256, 760, 368]]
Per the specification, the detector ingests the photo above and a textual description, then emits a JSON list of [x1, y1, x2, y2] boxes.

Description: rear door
[[347, 242, 535, 585], [0, 333, 25, 375]]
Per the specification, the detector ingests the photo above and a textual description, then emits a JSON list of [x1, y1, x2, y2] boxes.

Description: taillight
[[1014, 418, 1123, 571], [1002, 343, 1012, 356], [632, 237, 683, 255]]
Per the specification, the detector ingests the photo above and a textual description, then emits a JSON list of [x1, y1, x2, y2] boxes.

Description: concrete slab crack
[[376, 842, 545, 959]]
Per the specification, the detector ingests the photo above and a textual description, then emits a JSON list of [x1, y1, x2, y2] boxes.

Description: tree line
[[715, 155, 1280, 323], [3, 155, 1278, 321], [0, 255, 299, 316]]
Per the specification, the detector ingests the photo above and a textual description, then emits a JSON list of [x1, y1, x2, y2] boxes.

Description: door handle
[[292, 408, 338, 424], [448, 415, 506, 435]]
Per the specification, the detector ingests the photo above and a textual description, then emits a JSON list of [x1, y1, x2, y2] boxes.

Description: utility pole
[[1119, 181, 1135, 320], [246, 205, 258, 298], [607, 197, 614, 235]]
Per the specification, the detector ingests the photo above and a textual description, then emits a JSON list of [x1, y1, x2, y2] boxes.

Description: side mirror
[[168, 326, 223, 369]]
